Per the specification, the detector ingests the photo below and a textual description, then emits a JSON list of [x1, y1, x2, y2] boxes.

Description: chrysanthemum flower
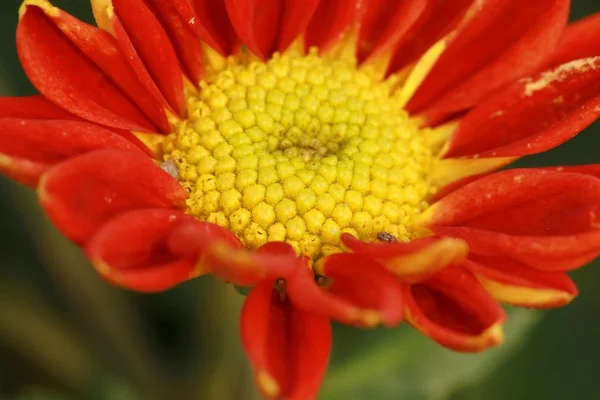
[[3, 0, 600, 398]]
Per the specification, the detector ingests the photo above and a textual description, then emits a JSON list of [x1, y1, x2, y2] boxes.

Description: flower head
[[3, 0, 600, 398]]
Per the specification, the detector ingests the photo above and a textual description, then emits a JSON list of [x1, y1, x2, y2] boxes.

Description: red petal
[[286, 254, 404, 328], [17, 6, 156, 132], [276, 0, 320, 53], [241, 280, 331, 400], [112, 0, 185, 116], [146, 0, 204, 84], [543, 164, 600, 179], [186, 240, 300, 286], [166, 219, 243, 257], [0, 156, 46, 187], [304, 0, 359, 54], [433, 226, 600, 272], [0, 118, 143, 186], [549, 12, 600, 68], [424, 169, 600, 235], [39, 149, 186, 244], [407, 0, 570, 122], [225, 0, 319, 59], [445, 57, 600, 158], [0, 98, 154, 159], [424, 169, 600, 271], [0, 96, 76, 120], [386, 0, 472, 74], [341, 234, 468, 283], [86, 209, 202, 292], [33, 4, 170, 132], [172, 0, 238, 55], [465, 257, 578, 308], [404, 266, 506, 352], [357, 0, 427, 64]]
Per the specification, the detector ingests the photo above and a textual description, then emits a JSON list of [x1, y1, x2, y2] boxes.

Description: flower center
[[161, 50, 433, 259]]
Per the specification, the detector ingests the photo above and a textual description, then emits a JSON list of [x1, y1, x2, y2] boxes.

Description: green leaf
[[320, 308, 541, 400]]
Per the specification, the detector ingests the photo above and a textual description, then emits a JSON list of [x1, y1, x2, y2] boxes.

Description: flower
[[2, 0, 600, 398]]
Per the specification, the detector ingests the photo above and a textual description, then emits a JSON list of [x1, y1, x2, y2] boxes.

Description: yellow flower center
[[161, 50, 433, 259]]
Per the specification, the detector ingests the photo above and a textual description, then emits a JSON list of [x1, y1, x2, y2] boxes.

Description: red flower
[[2, 0, 600, 398]]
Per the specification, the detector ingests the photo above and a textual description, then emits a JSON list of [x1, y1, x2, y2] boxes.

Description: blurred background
[[1, 0, 600, 399]]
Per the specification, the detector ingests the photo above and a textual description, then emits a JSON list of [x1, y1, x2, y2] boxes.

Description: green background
[[0, 1, 599, 399]]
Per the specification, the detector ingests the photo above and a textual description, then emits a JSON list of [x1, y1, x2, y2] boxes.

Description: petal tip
[[255, 369, 280, 399], [19, 0, 56, 19]]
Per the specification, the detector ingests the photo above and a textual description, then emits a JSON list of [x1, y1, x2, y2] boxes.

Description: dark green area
[[0, 0, 599, 399]]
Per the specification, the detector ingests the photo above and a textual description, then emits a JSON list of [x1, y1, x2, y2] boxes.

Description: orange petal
[[465, 257, 578, 308], [404, 266, 506, 352], [287, 253, 404, 328], [341, 234, 468, 283], [241, 280, 331, 400], [39, 149, 186, 244], [86, 209, 203, 292]]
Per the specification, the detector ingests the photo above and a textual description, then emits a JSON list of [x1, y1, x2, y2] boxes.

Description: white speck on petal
[[160, 159, 179, 180]]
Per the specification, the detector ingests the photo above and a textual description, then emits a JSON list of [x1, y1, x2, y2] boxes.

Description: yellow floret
[[161, 50, 433, 259]]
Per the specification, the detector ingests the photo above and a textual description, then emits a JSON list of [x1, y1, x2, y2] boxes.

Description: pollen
[[161, 50, 433, 259]]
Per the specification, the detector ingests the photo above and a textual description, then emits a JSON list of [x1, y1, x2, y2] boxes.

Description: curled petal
[[86, 209, 202, 292], [304, 0, 359, 54], [0, 155, 46, 188], [225, 0, 319, 59], [241, 280, 331, 400], [0, 118, 143, 186], [432, 226, 600, 272], [357, 0, 427, 63], [445, 57, 600, 158], [287, 254, 403, 327], [465, 257, 578, 308], [405, 0, 570, 123], [341, 234, 468, 283], [404, 266, 506, 352], [179, 239, 299, 286], [17, 4, 156, 131], [549, 12, 600, 68], [39, 149, 186, 244], [166, 219, 243, 257]]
